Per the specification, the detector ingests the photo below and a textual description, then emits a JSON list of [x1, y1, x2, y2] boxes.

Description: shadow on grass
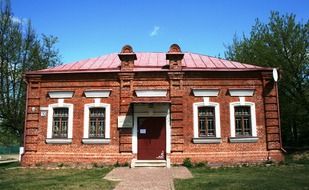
[[0, 161, 20, 169]]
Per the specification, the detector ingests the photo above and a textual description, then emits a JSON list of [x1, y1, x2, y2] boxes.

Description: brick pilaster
[[118, 72, 134, 153], [168, 72, 185, 152], [24, 75, 41, 152]]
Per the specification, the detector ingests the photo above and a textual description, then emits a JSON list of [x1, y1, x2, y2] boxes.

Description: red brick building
[[21, 44, 284, 167]]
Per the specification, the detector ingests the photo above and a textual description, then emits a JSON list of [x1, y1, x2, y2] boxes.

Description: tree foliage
[[225, 11, 309, 146], [0, 0, 61, 145]]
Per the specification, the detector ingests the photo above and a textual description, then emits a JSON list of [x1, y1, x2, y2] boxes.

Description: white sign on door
[[140, 129, 146, 134]]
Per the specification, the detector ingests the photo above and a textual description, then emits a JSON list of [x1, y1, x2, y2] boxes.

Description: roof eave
[[25, 67, 273, 76]]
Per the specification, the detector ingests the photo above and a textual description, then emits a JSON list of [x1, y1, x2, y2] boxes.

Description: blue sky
[[10, 0, 309, 63]]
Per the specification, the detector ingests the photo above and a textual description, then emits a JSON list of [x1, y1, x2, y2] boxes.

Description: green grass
[[1, 152, 309, 190], [0, 164, 116, 190], [175, 154, 309, 190], [175, 165, 309, 190]]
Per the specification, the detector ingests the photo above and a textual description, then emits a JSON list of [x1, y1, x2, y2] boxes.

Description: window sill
[[82, 138, 110, 144], [193, 137, 221, 144], [229, 137, 258, 143], [46, 138, 72, 144]]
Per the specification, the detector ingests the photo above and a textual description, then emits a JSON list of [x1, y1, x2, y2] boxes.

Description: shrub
[[195, 162, 207, 167], [113, 161, 120, 167], [35, 162, 43, 167], [183, 158, 193, 168]]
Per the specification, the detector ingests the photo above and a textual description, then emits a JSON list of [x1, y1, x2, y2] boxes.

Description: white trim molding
[[46, 138, 72, 144], [193, 101, 221, 144], [48, 91, 74, 99], [193, 137, 221, 144], [40, 107, 48, 111], [229, 137, 259, 143], [135, 89, 167, 97], [192, 89, 220, 97], [46, 102, 74, 144], [229, 89, 255, 97], [84, 89, 111, 98], [229, 101, 258, 142], [82, 138, 110, 144], [82, 101, 111, 144]]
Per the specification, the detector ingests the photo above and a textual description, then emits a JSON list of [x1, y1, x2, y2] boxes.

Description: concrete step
[[132, 160, 167, 167]]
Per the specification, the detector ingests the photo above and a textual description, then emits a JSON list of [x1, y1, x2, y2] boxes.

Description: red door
[[138, 117, 166, 160]]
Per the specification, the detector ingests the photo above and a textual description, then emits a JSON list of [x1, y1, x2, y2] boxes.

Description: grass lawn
[[175, 154, 309, 190], [0, 163, 116, 190]]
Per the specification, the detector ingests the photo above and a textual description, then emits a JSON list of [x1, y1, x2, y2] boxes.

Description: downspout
[[22, 76, 29, 156], [275, 79, 287, 153]]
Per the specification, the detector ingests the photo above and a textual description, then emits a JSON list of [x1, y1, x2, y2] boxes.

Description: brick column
[[24, 75, 41, 153], [118, 45, 137, 153], [166, 44, 185, 152], [118, 72, 134, 153], [261, 72, 282, 151], [168, 72, 185, 152]]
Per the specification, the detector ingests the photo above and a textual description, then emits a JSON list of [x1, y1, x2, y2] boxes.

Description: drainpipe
[[273, 68, 286, 153], [22, 77, 29, 156], [275, 80, 286, 153]]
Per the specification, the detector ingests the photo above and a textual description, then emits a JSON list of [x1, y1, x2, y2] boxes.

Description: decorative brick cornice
[[25, 74, 42, 82], [261, 71, 273, 80], [168, 72, 184, 80], [118, 72, 135, 80], [166, 44, 184, 71], [118, 45, 137, 71]]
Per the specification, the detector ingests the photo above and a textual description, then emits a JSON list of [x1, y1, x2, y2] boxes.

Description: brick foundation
[[170, 150, 283, 165]]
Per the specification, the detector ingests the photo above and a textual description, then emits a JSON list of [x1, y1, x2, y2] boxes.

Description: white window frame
[[229, 101, 258, 143], [193, 101, 221, 144], [82, 102, 110, 144], [46, 100, 73, 144]]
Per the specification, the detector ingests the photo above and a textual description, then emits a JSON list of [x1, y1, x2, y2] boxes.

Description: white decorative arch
[[192, 101, 221, 143], [46, 99, 73, 144], [229, 101, 258, 143], [82, 101, 110, 144]]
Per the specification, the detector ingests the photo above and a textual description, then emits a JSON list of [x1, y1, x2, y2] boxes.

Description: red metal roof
[[29, 52, 271, 74]]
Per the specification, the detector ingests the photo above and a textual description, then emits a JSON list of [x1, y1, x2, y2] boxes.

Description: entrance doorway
[[137, 117, 166, 160]]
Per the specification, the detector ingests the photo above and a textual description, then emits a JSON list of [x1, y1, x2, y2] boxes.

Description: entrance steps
[[131, 159, 168, 168]]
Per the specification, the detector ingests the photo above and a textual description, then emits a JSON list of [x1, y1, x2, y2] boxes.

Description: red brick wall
[[22, 71, 283, 166], [168, 72, 283, 164]]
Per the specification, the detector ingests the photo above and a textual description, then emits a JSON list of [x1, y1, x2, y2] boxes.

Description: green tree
[[0, 0, 61, 145], [225, 11, 309, 147]]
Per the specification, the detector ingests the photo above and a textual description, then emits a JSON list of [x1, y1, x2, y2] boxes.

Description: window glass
[[198, 107, 215, 137], [52, 108, 69, 138], [234, 106, 251, 136], [89, 108, 105, 138]]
